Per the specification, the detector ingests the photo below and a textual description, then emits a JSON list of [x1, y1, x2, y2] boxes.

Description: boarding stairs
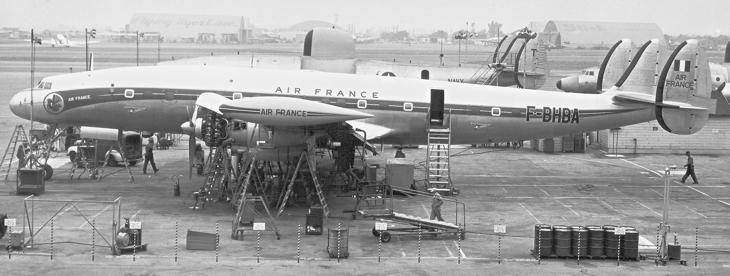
[[426, 127, 454, 195], [193, 145, 234, 208], [1, 125, 29, 181], [471, 63, 505, 85], [275, 150, 330, 218]]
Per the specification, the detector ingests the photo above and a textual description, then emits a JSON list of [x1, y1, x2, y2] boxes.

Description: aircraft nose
[[9, 90, 31, 119], [556, 79, 562, 90]]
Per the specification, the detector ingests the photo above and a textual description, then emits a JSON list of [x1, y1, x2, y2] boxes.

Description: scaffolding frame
[[22, 195, 122, 255]]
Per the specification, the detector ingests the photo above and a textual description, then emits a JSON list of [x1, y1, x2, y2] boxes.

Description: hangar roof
[[542, 20, 664, 47], [129, 13, 248, 38]]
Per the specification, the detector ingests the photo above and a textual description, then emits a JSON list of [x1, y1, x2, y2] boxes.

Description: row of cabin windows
[[122, 90, 424, 113]]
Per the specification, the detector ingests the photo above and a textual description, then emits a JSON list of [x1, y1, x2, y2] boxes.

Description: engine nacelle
[[79, 126, 137, 141], [228, 123, 310, 148], [303, 28, 355, 59]]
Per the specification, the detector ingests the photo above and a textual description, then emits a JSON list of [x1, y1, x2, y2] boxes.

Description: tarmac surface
[[0, 42, 729, 275], [1, 144, 729, 275]]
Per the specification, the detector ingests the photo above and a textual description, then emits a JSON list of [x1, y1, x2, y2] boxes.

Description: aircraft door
[[429, 89, 444, 126], [421, 70, 430, 80]]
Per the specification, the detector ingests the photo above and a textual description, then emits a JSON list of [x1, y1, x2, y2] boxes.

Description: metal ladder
[[2, 125, 29, 181], [471, 64, 504, 85], [275, 151, 330, 217], [231, 150, 257, 227], [426, 127, 453, 194]]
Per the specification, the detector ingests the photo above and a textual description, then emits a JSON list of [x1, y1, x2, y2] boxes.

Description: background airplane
[[160, 28, 549, 89], [558, 41, 730, 97], [32, 34, 100, 48]]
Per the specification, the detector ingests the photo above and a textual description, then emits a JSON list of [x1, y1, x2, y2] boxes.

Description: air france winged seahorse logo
[[43, 93, 64, 114]]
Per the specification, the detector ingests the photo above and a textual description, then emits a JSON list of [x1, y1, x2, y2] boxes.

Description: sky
[[0, 0, 727, 35]]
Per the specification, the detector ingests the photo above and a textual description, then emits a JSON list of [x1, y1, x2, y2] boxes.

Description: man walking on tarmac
[[143, 137, 158, 175], [430, 192, 444, 221], [681, 151, 698, 184]]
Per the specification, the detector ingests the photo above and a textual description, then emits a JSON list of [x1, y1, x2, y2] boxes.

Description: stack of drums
[[570, 225, 589, 257], [553, 225, 572, 257], [533, 224, 553, 257], [587, 225, 605, 257], [603, 225, 619, 258], [621, 226, 639, 260]]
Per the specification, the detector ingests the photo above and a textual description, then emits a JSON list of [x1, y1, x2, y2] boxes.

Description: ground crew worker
[[143, 137, 158, 174], [681, 151, 698, 184], [430, 192, 444, 221], [16, 143, 26, 168], [395, 147, 405, 158], [193, 144, 205, 175]]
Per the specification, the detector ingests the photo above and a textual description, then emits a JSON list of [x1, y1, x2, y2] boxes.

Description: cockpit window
[[35, 81, 52, 89]]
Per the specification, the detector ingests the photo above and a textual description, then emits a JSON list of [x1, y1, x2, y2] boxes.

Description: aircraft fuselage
[[10, 65, 654, 145]]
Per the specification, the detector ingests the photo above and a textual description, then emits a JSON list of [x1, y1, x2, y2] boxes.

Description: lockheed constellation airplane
[[9, 39, 714, 178]]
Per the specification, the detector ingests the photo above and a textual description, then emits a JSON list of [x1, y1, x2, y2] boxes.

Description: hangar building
[[530, 20, 664, 48], [128, 13, 251, 43]]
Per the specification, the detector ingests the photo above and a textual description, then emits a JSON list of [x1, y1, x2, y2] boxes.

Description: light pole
[[136, 31, 141, 66], [30, 29, 41, 130], [85, 28, 96, 71], [157, 34, 161, 64]]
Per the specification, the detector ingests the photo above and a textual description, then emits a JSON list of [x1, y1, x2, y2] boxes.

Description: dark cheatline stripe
[[50, 87, 646, 123]]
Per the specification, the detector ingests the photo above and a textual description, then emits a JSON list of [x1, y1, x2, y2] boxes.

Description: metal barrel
[[603, 225, 618, 258], [622, 227, 639, 260], [534, 224, 553, 257], [553, 225, 572, 257], [570, 225, 588, 257], [587, 225, 604, 257]]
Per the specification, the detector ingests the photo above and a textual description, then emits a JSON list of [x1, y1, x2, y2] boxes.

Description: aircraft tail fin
[[655, 39, 714, 134], [516, 33, 549, 88], [596, 39, 632, 91], [612, 39, 715, 134], [612, 39, 667, 94]]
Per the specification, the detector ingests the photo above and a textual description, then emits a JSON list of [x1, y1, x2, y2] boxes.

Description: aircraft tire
[[68, 151, 76, 163], [41, 164, 53, 180], [106, 155, 117, 167], [0, 213, 6, 240]]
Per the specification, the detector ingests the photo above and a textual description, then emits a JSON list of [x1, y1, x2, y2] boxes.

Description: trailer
[[358, 208, 465, 243]]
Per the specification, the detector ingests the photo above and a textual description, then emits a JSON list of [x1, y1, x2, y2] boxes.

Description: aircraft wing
[[196, 92, 372, 126], [193, 92, 379, 154]]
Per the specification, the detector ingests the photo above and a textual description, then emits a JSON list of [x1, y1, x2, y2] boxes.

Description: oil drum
[[587, 225, 604, 257], [534, 224, 553, 257], [553, 225, 572, 257], [570, 225, 588, 257]]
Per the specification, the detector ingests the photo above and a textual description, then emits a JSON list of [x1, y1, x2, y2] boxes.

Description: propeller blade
[[189, 134, 195, 180]]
